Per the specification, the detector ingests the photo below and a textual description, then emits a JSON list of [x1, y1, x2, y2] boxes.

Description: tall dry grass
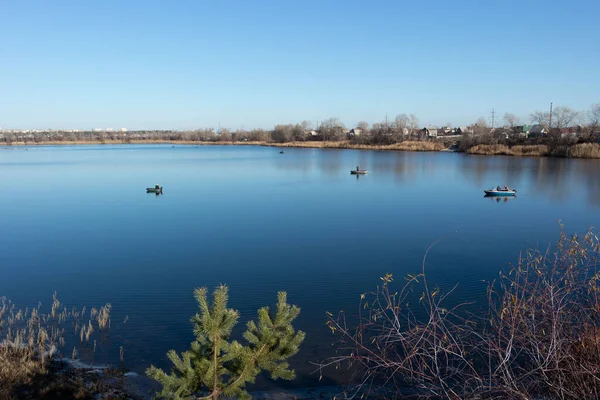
[[0, 293, 114, 398], [270, 140, 445, 152], [467, 144, 550, 156], [322, 227, 600, 400], [569, 143, 600, 158]]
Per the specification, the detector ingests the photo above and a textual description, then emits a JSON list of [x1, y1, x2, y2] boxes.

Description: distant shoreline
[[3, 140, 600, 158]]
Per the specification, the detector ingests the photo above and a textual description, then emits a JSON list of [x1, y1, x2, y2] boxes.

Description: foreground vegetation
[[4, 228, 600, 399], [146, 285, 305, 400], [322, 226, 600, 399], [0, 294, 134, 399]]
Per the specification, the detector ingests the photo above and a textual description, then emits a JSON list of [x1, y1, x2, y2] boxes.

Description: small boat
[[280, 150, 284, 154], [484, 188, 516, 196], [146, 187, 163, 193], [351, 169, 368, 175]]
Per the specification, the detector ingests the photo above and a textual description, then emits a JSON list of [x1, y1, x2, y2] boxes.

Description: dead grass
[[467, 144, 550, 156], [3, 139, 445, 152], [268, 140, 445, 152], [0, 293, 118, 399], [569, 143, 600, 158]]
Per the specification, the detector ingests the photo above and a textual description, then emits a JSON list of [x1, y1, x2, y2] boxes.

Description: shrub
[[147, 285, 305, 400], [322, 227, 600, 399]]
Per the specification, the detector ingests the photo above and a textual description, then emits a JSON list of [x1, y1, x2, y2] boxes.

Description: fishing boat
[[484, 187, 516, 196], [146, 187, 163, 193], [351, 165, 367, 175]]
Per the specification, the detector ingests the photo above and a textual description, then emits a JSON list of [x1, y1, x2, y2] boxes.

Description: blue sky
[[1, 0, 599, 130]]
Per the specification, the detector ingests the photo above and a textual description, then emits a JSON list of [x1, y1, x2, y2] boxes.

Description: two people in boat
[[496, 185, 511, 191]]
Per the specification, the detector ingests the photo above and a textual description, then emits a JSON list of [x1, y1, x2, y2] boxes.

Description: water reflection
[[267, 148, 600, 208], [484, 194, 516, 203]]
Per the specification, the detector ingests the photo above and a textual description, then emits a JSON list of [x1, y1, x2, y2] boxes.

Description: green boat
[[146, 187, 163, 193]]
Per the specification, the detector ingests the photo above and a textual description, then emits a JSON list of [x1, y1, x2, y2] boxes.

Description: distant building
[[348, 128, 362, 136], [422, 127, 438, 137], [457, 126, 473, 135], [529, 125, 547, 137]]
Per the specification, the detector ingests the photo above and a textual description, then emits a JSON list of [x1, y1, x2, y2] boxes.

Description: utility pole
[[548, 102, 553, 131], [490, 109, 496, 129]]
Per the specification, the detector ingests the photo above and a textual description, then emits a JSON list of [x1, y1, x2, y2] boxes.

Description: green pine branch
[[146, 285, 305, 400]]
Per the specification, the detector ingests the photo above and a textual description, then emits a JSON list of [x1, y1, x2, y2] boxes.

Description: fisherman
[[497, 186, 502, 191], [356, 165, 360, 171], [155, 184, 160, 190]]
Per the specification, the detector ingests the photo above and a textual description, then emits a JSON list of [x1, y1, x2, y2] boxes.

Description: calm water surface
[[1, 144, 599, 389]]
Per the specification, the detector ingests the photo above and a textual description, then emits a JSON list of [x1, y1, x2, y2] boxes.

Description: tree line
[[2, 104, 598, 146]]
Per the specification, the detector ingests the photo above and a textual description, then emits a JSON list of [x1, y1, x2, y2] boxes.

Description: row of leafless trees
[[2, 104, 598, 146], [321, 227, 600, 399]]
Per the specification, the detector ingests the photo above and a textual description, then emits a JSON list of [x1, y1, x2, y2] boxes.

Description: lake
[[1, 144, 599, 390]]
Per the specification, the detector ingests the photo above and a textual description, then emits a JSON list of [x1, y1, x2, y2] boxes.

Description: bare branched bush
[[322, 227, 600, 400]]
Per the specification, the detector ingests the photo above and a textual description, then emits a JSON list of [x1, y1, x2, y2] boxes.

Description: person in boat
[[155, 184, 160, 190], [504, 186, 509, 191], [356, 165, 360, 171], [497, 186, 502, 191]]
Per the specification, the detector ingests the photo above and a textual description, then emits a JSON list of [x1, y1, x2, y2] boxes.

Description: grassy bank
[[2, 139, 445, 152], [267, 140, 445, 151], [467, 143, 600, 158], [5, 139, 600, 158]]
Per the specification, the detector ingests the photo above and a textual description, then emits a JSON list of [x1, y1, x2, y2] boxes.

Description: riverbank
[[4, 139, 600, 158], [2, 139, 445, 152], [466, 143, 600, 158]]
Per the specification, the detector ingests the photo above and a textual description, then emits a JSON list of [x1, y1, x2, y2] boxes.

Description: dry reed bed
[[269, 140, 445, 151], [3, 139, 445, 152], [467, 143, 600, 158], [323, 227, 600, 400], [569, 143, 600, 158], [0, 293, 118, 398], [467, 144, 550, 156]]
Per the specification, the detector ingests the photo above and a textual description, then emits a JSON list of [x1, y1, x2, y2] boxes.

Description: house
[[422, 127, 438, 138], [492, 128, 511, 140], [512, 125, 532, 138], [560, 125, 583, 138], [348, 128, 362, 136], [306, 130, 319, 137], [456, 126, 473, 135], [529, 124, 547, 137]]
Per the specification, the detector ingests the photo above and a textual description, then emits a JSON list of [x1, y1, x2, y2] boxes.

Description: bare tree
[[356, 121, 369, 133], [318, 117, 345, 141], [408, 114, 419, 135], [552, 106, 579, 130], [589, 103, 600, 129], [503, 112, 519, 128], [392, 114, 409, 137], [300, 120, 312, 131], [271, 124, 293, 143], [472, 117, 489, 136], [531, 105, 578, 131]]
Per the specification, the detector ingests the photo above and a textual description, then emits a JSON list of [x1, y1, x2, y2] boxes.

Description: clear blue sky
[[1, 0, 599, 130]]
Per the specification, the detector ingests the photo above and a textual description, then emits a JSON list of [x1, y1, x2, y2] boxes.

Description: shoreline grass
[[4, 140, 600, 158]]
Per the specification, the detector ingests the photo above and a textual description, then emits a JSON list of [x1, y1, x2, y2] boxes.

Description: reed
[[467, 144, 550, 156], [569, 143, 600, 158], [269, 140, 445, 151], [0, 293, 114, 398]]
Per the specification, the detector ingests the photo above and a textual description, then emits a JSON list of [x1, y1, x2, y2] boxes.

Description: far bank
[[3, 140, 600, 158]]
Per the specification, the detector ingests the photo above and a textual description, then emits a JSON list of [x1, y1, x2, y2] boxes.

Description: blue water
[[1, 144, 599, 389]]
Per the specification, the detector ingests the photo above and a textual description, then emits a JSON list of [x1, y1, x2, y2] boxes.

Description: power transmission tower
[[490, 109, 496, 129], [549, 102, 553, 130]]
